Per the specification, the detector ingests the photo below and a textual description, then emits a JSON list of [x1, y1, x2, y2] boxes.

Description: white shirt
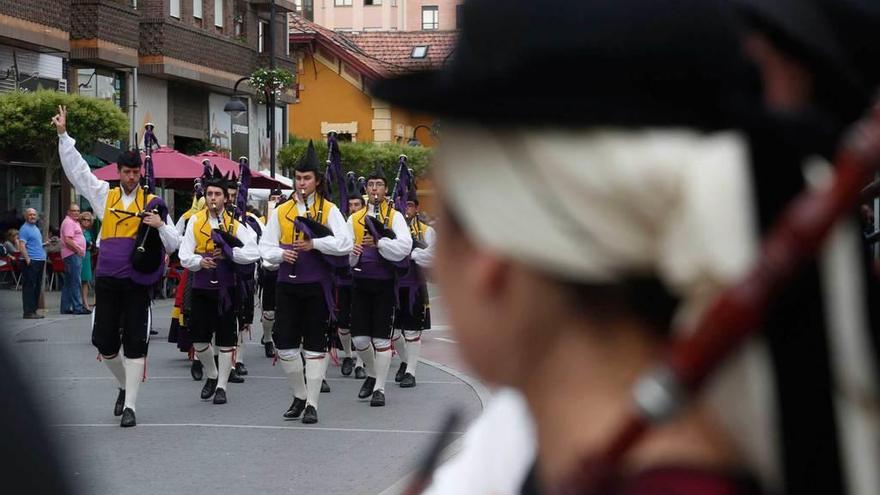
[[178, 212, 260, 271], [58, 132, 180, 253], [424, 388, 537, 495], [411, 224, 436, 269], [348, 204, 413, 267], [259, 194, 353, 265]]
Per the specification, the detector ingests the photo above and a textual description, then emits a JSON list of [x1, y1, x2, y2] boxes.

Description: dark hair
[[116, 150, 142, 170], [204, 183, 228, 197]]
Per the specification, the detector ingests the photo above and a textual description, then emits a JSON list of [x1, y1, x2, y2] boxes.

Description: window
[[411, 45, 428, 59], [215, 0, 224, 27], [258, 21, 268, 53], [456, 4, 463, 29], [334, 0, 352, 5], [364, 0, 381, 5], [194, 0, 202, 18], [421, 6, 438, 30], [170, 0, 180, 18]]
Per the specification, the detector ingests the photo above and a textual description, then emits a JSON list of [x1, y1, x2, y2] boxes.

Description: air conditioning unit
[[57, 79, 68, 93]]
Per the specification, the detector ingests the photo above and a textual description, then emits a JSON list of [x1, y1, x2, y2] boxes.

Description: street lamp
[[408, 124, 432, 147], [224, 76, 249, 160]]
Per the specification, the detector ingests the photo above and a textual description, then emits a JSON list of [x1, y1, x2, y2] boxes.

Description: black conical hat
[[367, 161, 386, 184], [203, 164, 229, 191], [295, 141, 320, 174]]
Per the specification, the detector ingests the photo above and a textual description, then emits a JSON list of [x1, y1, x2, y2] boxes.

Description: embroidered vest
[[97, 187, 161, 284], [276, 195, 336, 285], [351, 200, 397, 280]]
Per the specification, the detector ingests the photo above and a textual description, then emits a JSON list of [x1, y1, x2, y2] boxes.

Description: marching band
[[54, 114, 433, 428]]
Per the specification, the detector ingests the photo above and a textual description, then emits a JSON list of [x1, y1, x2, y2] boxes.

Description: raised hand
[[51, 105, 67, 135]]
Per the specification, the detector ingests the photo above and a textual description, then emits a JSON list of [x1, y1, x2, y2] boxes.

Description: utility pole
[[268, 0, 276, 179]]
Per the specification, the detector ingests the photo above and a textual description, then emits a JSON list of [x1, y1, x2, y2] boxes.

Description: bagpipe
[[129, 122, 169, 274], [544, 98, 880, 493]]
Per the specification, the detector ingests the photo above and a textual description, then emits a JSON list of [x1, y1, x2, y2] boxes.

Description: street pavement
[[0, 284, 485, 495]]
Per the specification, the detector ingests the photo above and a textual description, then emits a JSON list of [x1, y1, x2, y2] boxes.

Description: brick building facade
[[1, 0, 296, 221]]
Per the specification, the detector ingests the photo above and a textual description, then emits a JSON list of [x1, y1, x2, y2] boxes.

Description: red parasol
[[94, 147, 205, 189], [194, 151, 289, 189]]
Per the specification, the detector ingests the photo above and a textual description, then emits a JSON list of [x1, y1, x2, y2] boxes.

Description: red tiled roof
[[288, 14, 457, 78], [347, 31, 457, 75]]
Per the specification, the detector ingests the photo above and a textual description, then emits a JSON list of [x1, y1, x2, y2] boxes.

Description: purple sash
[[96, 237, 164, 286], [398, 260, 426, 312]]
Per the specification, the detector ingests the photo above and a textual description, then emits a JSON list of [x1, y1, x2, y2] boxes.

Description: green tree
[[278, 137, 433, 180], [0, 90, 128, 234]]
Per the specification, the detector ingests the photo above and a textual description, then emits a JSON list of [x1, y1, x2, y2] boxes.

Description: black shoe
[[149, 329, 158, 335], [120, 407, 136, 427], [395, 362, 408, 383], [228, 370, 245, 384], [321, 379, 331, 393], [283, 397, 306, 419], [114, 389, 126, 416], [235, 362, 248, 376], [200, 378, 218, 399], [341, 357, 354, 376], [370, 390, 386, 407], [358, 376, 376, 399], [354, 366, 366, 379], [190, 360, 203, 381], [400, 373, 416, 388], [213, 388, 227, 404], [302, 405, 318, 424], [264, 341, 275, 358], [74, 309, 92, 315]]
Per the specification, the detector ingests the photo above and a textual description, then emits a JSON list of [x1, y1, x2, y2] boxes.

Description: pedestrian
[[179, 166, 259, 406], [60, 203, 88, 314], [258, 142, 352, 423], [79, 211, 95, 312], [18, 208, 46, 319], [4, 228, 20, 254], [347, 162, 412, 407], [54, 106, 181, 427]]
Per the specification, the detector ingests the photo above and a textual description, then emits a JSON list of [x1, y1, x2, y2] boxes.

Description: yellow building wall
[[289, 52, 375, 143], [390, 106, 439, 148]]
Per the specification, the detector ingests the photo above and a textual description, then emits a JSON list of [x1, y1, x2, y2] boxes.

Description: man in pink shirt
[[60, 203, 89, 314]]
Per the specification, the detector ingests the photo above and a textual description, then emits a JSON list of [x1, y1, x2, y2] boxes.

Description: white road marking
[[40, 375, 464, 385], [433, 337, 459, 344], [50, 423, 464, 435]]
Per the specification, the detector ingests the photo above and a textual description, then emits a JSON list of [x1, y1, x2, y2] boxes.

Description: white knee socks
[[103, 354, 126, 389], [392, 329, 408, 364], [278, 349, 306, 400], [403, 330, 422, 377], [123, 357, 145, 412], [195, 343, 219, 380], [373, 347, 392, 393], [217, 347, 235, 390], [304, 354, 325, 409], [338, 329, 352, 359]]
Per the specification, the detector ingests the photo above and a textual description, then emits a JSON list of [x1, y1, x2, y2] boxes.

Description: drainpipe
[[130, 67, 138, 147]]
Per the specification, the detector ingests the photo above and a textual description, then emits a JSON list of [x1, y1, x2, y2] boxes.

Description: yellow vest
[[100, 187, 158, 241], [409, 215, 429, 242], [351, 200, 397, 244], [276, 195, 336, 244], [191, 209, 239, 254]]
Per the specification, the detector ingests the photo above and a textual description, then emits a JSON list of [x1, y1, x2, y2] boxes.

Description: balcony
[[0, 0, 69, 52], [139, 19, 293, 91], [247, 0, 297, 14], [70, 0, 140, 67]]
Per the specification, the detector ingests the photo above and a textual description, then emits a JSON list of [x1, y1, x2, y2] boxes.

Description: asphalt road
[[2, 286, 483, 495]]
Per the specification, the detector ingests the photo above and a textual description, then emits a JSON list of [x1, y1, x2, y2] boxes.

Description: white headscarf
[[435, 124, 781, 489]]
